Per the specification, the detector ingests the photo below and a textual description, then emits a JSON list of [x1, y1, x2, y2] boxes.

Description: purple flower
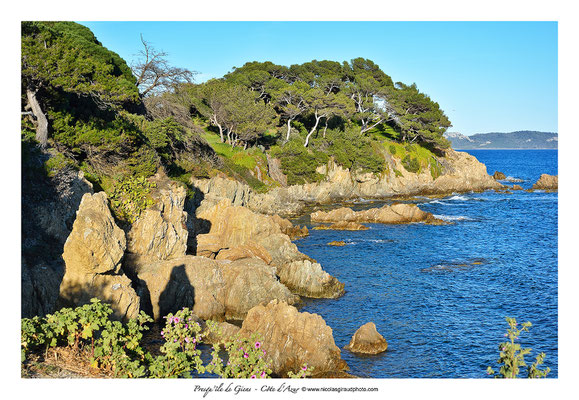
[[192, 338, 197, 344], [161, 330, 165, 336], [185, 337, 190, 343], [174, 317, 180, 324], [174, 338, 178, 342], [255, 341, 261, 349], [302, 365, 308, 371], [244, 352, 249, 359], [250, 375, 256, 379], [185, 324, 189, 329], [167, 316, 173, 324], [260, 371, 266, 378]]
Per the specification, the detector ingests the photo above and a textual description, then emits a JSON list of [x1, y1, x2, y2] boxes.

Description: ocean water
[[294, 149, 558, 378]]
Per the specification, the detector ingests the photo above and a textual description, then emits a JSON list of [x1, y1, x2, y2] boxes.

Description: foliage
[[487, 317, 551, 379], [205, 321, 272, 379], [314, 129, 385, 175], [287, 363, 314, 379], [270, 140, 327, 185], [402, 155, 420, 173], [22, 303, 312, 379], [22, 21, 139, 107], [108, 175, 156, 223]]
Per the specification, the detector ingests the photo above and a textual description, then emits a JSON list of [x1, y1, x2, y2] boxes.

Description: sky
[[80, 21, 558, 136]]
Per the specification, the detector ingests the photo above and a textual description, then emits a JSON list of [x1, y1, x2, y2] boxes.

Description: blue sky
[[80, 21, 557, 136]]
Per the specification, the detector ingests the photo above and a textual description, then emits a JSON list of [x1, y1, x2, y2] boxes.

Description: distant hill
[[444, 131, 558, 149]]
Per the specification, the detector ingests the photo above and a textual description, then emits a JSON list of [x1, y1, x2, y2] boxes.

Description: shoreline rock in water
[[311, 203, 443, 225], [344, 322, 388, 355], [194, 200, 345, 299], [239, 300, 349, 377], [191, 149, 503, 216], [313, 221, 369, 231], [532, 174, 558, 190]]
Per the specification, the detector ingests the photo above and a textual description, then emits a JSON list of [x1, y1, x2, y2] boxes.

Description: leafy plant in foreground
[[487, 317, 550, 378]]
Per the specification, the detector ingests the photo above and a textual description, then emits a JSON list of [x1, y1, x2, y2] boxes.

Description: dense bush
[[270, 139, 327, 185], [21, 300, 313, 379], [108, 175, 156, 224]]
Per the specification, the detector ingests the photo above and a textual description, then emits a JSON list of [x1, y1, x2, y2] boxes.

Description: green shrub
[[402, 154, 420, 173], [487, 317, 550, 379], [22, 301, 315, 379], [270, 140, 326, 185], [108, 175, 156, 223]]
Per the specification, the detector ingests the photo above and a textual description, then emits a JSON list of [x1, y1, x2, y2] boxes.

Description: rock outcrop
[[311, 203, 441, 225], [126, 173, 189, 261], [313, 221, 369, 231], [191, 149, 502, 216], [59, 192, 140, 320], [328, 241, 347, 246], [493, 171, 507, 180], [126, 255, 298, 321], [239, 300, 348, 377], [344, 322, 388, 354], [22, 165, 94, 318], [532, 174, 558, 190], [195, 200, 344, 299]]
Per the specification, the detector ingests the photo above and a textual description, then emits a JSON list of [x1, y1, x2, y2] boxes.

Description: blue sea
[[294, 149, 558, 378]]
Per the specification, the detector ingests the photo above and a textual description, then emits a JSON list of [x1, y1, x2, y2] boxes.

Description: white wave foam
[[433, 214, 475, 222], [447, 195, 469, 201]]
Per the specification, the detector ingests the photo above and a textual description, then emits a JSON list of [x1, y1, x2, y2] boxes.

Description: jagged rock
[[313, 221, 370, 231], [191, 150, 502, 216], [266, 154, 287, 187], [214, 241, 273, 264], [276, 259, 345, 299], [126, 173, 188, 261], [272, 214, 309, 239], [126, 255, 298, 321], [196, 200, 344, 299], [344, 322, 388, 354], [62, 192, 126, 275], [239, 300, 348, 377], [59, 192, 140, 320], [22, 166, 94, 318], [311, 203, 441, 225], [493, 171, 507, 180], [327, 241, 346, 246], [512, 184, 523, 190], [532, 174, 558, 190]]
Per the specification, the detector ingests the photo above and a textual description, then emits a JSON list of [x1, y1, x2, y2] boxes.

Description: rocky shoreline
[[21, 149, 557, 377]]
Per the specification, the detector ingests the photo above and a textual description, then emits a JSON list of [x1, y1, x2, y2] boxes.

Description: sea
[[293, 149, 558, 378]]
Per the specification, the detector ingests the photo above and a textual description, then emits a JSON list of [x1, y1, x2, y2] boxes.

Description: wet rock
[[327, 241, 346, 246], [511, 184, 523, 190], [239, 300, 348, 377], [344, 322, 388, 354]]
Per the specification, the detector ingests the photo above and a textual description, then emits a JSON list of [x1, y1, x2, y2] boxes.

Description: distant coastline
[[445, 131, 558, 150]]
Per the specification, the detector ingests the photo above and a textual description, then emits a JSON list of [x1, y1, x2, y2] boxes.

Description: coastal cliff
[[192, 148, 502, 216]]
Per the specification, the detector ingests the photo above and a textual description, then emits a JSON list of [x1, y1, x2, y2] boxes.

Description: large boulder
[[59, 192, 140, 320], [239, 300, 348, 377], [344, 322, 388, 354], [126, 255, 298, 321], [195, 200, 344, 299], [313, 221, 369, 231], [493, 171, 507, 180], [532, 174, 558, 190], [126, 173, 189, 261], [311, 203, 441, 224]]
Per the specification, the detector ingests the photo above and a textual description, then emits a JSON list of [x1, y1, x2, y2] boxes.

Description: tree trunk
[[285, 118, 292, 142], [323, 119, 328, 138], [304, 115, 321, 147], [26, 86, 49, 148]]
